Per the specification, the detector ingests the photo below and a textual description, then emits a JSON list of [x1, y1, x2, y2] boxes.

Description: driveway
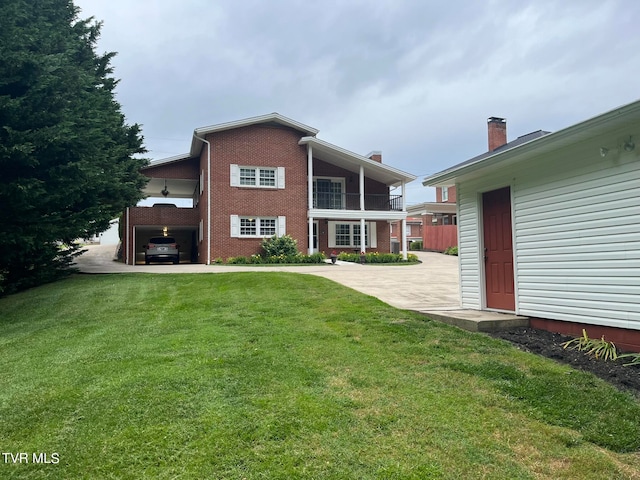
[[75, 244, 461, 313]]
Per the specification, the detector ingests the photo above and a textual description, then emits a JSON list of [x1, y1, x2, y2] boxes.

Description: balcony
[[313, 193, 403, 211]]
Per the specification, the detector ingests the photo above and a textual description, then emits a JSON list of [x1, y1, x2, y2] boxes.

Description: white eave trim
[[299, 136, 417, 185], [309, 209, 407, 221], [191, 112, 319, 156], [142, 153, 193, 170]]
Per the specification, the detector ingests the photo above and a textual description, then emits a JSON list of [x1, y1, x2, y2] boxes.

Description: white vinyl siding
[[230, 164, 285, 189], [457, 183, 483, 309], [514, 152, 640, 329], [457, 138, 640, 330]]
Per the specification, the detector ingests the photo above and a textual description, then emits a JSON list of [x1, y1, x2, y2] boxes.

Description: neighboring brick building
[[390, 187, 458, 252], [123, 113, 416, 264]]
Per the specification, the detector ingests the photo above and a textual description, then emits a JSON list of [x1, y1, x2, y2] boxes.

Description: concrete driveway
[[76, 245, 461, 313]]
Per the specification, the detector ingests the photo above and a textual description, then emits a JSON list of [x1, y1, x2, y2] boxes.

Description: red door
[[482, 187, 515, 311]]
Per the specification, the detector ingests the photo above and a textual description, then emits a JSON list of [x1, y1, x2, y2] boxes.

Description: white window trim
[[442, 186, 449, 202], [313, 177, 346, 209], [230, 164, 285, 189], [327, 221, 377, 248], [230, 215, 286, 238]]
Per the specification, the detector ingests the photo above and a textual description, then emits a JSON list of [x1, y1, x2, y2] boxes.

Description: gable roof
[[190, 112, 319, 157], [143, 113, 416, 187], [299, 136, 417, 187], [423, 99, 640, 187]]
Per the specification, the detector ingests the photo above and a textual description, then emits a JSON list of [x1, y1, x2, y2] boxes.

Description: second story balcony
[[313, 192, 404, 211]]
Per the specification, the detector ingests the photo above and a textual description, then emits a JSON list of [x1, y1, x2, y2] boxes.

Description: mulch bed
[[489, 327, 640, 397]]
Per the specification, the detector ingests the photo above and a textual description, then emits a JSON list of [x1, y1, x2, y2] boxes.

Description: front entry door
[[482, 187, 515, 311]]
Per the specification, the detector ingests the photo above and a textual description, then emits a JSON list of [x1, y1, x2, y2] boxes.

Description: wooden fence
[[423, 225, 457, 252]]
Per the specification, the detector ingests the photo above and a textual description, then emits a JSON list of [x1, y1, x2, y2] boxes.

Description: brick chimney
[[366, 151, 382, 163], [487, 117, 507, 151]]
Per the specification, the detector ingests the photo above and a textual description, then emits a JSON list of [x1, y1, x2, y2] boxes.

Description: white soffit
[[299, 136, 416, 187]]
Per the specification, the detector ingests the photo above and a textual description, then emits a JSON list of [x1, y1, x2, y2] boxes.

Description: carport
[[134, 225, 198, 264]]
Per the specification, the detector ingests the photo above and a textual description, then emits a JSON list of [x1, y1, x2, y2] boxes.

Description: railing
[[313, 193, 404, 211]]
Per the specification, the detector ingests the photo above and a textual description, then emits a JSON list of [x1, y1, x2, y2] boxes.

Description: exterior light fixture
[[161, 179, 170, 197], [624, 137, 635, 152], [600, 147, 609, 158]]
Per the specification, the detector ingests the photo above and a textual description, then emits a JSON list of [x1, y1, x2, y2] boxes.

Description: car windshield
[[149, 237, 176, 244]]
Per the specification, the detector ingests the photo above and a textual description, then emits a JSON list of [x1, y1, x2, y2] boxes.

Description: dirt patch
[[490, 328, 640, 397]]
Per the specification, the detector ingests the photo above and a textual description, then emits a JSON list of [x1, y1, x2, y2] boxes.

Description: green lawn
[[1, 273, 639, 479]]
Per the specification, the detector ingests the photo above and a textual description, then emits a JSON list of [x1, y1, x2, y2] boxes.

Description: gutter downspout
[[308, 144, 314, 255], [125, 207, 130, 265], [194, 133, 212, 265], [359, 165, 365, 254]]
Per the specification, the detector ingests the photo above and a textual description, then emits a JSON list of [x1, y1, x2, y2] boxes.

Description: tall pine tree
[[0, 0, 148, 294]]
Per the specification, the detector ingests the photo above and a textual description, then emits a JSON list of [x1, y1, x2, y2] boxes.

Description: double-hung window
[[231, 165, 285, 189], [231, 215, 286, 238], [327, 221, 377, 248]]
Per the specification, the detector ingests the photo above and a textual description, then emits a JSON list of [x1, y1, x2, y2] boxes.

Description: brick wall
[[125, 207, 200, 264], [205, 124, 309, 259], [435, 186, 457, 203]]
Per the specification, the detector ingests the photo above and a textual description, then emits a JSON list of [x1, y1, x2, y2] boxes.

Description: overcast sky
[[74, 0, 640, 203]]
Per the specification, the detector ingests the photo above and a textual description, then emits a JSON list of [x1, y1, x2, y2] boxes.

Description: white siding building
[[423, 100, 640, 351]]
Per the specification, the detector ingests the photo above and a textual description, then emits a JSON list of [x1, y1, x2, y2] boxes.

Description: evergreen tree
[[0, 0, 148, 294]]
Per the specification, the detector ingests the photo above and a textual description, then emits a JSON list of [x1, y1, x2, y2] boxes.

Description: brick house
[[403, 187, 458, 252], [123, 113, 416, 265]]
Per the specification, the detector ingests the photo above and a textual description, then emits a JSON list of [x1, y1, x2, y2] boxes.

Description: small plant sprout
[[618, 352, 640, 367], [562, 329, 618, 361]]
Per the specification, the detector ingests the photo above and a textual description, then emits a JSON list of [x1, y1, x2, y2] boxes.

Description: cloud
[[74, 0, 640, 203]]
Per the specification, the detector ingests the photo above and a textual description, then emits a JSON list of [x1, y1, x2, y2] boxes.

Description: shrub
[[336, 251, 418, 264], [223, 252, 326, 265], [261, 235, 298, 257], [410, 241, 423, 251], [444, 246, 458, 256], [226, 256, 249, 265]]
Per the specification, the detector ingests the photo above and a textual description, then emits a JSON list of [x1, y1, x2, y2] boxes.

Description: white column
[[308, 145, 314, 254], [401, 181, 408, 260], [359, 165, 366, 254], [401, 218, 407, 260], [359, 165, 365, 211]]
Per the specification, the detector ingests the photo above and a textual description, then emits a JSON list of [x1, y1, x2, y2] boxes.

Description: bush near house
[[224, 236, 326, 264], [261, 235, 298, 257], [410, 241, 423, 250], [227, 253, 326, 264], [444, 246, 458, 256], [337, 252, 418, 263]]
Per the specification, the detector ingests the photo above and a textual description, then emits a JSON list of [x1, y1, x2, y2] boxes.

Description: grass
[[1, 273, 640, 479]]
